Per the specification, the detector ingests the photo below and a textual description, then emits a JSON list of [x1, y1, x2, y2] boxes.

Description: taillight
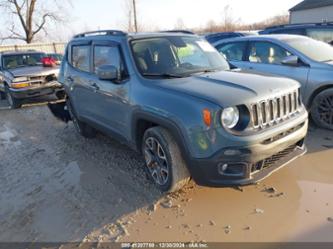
[[41, 57, 56, 67]]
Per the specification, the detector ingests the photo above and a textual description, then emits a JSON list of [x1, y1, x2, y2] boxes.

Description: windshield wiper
[[322, 59, 333, 62], [142, 73, 186, 78], [190, 68, 221, 75]]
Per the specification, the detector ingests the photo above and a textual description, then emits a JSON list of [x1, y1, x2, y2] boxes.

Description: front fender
[[130, 80, 225, 159]]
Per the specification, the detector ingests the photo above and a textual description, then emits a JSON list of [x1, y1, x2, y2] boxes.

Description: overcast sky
[[0, 0, 303, 43], [69, 0, 302, 31]]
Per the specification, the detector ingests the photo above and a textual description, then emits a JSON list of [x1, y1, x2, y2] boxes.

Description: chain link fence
[[0, 42, 67, 54]]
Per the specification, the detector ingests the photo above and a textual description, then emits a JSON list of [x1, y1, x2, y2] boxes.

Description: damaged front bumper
[[10, 81, 63, 99]]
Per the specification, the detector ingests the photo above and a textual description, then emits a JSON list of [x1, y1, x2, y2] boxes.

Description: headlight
[[12, 77, 28, 83], [221, 107, 239, 129]]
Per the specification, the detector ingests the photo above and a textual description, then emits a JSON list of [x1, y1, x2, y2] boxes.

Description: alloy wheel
[[317, 95, 333, 127], [144, 137, 170, 186]]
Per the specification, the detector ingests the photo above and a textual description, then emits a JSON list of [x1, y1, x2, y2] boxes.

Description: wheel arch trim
[[307, 83, 333, 109], [131, 110, 192, 162]]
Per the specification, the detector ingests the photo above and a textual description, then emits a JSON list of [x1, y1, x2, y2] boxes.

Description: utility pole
[[132, 0, 138, 32]]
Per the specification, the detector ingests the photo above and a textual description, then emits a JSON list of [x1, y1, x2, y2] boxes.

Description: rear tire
[[67, 99, 96, 138], [5, 85, 21, 109], [0, 91, 6, 100], [311, 88, 333, 130], [142, 127, 190, 193]]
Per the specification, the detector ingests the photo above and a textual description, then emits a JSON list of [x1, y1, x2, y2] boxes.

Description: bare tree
[[123, 0, 139, 32], [132, 0, 138, 32], [221, 5, 240, 32], [174, 18, 186, 30], [199, 5, 241, 33], [0, 0, 71, 43], [242, 14, 289, 31]]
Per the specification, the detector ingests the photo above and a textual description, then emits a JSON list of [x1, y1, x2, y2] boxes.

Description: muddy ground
[[0, 98, 333, 243]]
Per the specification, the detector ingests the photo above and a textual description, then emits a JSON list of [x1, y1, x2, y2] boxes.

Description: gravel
[[0, 105, 161, 242]]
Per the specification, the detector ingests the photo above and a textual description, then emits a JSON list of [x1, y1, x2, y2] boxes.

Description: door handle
[[89, 82, 100, 91]]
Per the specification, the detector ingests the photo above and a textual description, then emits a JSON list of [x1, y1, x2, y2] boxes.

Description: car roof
[[215, 34, 309, 44], [0, 50, 45, 56], [71, 30, 199, 43], [128, 32, 196, 39]]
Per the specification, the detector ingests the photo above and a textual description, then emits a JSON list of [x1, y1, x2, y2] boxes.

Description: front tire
[[311, 89, 333, 130], [67, 99, 96, 138], [142, 127, 190, 193], [5, 85, 21, 109]]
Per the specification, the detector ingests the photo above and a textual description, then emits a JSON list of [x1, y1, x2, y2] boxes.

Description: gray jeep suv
[[0, 50, 62, 108], [54, 30, 308, 192]]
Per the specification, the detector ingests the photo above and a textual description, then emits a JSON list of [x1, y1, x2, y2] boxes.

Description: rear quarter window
[[306, 28, 333, 43], [71, 45, 90, 72]]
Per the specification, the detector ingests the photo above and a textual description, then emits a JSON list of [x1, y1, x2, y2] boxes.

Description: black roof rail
[[316, 22, 333, 26], [161, 30, 195, 35], [265, 22, 333, 30], [74, 30, 127, 38]]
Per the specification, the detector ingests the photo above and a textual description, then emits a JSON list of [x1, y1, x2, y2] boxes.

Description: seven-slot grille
[[28, 76, 46, 85], [251, 89, 301, 129]]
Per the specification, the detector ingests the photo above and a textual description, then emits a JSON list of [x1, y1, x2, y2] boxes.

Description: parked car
[[214, 34, 333, 130], [260, 23, 333, 45], [205, 32, 257, 44], [50, 30, 308, 192], [0, 50, 62, 109], [46, 53, 64, 65]]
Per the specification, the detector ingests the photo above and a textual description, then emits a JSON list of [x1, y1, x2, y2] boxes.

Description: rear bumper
[[9, 81, 63, 99], [187, 116, 308, 187]]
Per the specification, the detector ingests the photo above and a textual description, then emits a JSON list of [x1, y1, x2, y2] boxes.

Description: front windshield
[[285, 37, 333, 62], [2, 53, 45, 69], [131, 36, 230, 78]]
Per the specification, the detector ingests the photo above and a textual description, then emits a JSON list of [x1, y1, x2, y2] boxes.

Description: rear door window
[[72, 45, 90, 72], [216, 42, 247, 61]]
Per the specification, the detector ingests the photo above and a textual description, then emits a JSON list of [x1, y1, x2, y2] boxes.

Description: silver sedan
[[213, 34, 333, 130]]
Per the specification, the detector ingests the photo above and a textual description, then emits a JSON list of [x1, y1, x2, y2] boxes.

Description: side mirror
[[96, 65, 119, 81], [281, 55, 299, 67]]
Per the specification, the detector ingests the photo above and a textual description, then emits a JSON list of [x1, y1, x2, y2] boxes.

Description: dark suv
[[52, 30, 308, 192], [205, 32, 257, 44], [260, 23, 333, 45], [0, 50, 62, 108]]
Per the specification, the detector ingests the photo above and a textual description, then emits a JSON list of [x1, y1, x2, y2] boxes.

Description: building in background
[[290, 0, 333, 24]]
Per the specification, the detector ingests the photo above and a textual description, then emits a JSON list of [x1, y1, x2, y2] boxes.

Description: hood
[[156, 70, 300, 107], [8, 66, 59, 78]]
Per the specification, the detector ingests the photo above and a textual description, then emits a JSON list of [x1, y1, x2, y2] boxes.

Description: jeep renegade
[[52, 30, 308, 192]]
